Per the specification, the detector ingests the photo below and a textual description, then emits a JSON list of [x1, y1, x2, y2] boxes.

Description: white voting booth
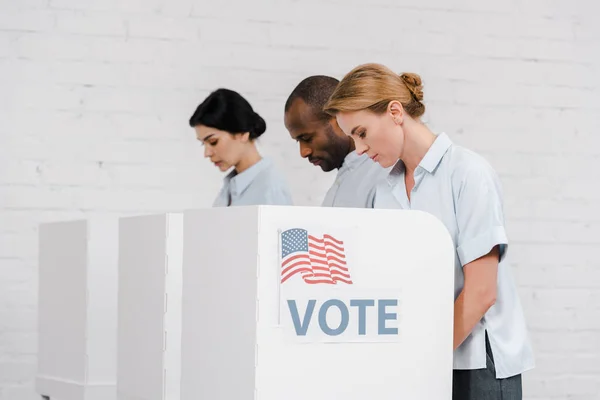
[[37, 205, 455, 400], [36, 218, 118, 400], [179, 206, 455, 400]]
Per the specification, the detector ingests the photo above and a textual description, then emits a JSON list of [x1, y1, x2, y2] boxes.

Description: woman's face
[[335, 104, 405, 168], [195, 125, 249, 172]]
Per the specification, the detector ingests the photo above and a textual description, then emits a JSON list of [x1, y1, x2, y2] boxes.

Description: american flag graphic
[[280, 228, 353, 285]]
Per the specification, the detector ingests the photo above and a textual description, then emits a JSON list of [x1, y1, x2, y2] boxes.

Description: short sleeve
[[454, 161, 508, 267]]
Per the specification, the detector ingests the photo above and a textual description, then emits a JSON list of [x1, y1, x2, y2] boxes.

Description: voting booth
[[116, 213, 183, 400], [36, 218, 118, 400], [181, 206, 455, 400], [37, 206, 455, 400]]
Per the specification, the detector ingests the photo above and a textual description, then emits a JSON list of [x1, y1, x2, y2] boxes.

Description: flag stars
[[281, 228, 308, 258]]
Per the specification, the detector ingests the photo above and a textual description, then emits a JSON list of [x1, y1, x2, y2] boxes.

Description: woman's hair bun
[[250, 112, 266, 139], [400, 72, 424, 102]]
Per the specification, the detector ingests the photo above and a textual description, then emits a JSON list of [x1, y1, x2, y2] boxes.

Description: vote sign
[[278, 227, 401, 343]]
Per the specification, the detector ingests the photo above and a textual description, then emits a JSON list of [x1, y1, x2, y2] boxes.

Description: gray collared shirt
[[373, 132, 534, 379], [321, 151, 390, 208], [213, 158, 293, 207]]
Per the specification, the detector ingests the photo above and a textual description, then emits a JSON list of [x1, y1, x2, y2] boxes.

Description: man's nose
[[299, 143, 312, 158]]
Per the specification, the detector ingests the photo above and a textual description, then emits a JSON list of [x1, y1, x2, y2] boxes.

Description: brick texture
[[1, 0, 599, 399]]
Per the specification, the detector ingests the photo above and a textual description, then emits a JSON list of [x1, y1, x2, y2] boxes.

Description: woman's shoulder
[[249, 158, 293, 199], [444, 143, 503, 191], [253, 158, 293, 205], [445, 143, 493, 171], [254, 158, 290, 185]]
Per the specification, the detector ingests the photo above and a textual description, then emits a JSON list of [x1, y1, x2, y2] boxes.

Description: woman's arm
[[453, 245, 499, 350], [451, 156, 508, 350]]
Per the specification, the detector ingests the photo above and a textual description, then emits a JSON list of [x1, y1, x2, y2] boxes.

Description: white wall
[[1, 0, 599, 399]]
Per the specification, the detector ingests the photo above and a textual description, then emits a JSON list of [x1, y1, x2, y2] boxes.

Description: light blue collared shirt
[[321, 151, 390, 208], [374, 132, 534, 379], [213, 158, 293, 207]]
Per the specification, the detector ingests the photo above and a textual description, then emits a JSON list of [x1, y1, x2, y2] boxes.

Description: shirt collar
[[418, 132, 452, 173], [387, 132, 452, 185], [224, 157, 271, 196]]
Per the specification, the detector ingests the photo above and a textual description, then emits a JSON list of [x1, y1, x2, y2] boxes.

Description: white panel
[[37, 217, 119, 400], [254, 206, 454, 400], [179, 205, 455, 400], [37, 220, 88, 385], [117, 214, 168, 400], [164, 214, 183, 400], [86, 216, 119, 386], [181, 207, 259, 400]]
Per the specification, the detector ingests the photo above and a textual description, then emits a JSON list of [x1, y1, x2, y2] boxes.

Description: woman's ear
[[387, 100, 405, 125]]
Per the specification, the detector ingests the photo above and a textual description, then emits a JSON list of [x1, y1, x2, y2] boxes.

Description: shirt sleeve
[[454, 161, 508, 267]]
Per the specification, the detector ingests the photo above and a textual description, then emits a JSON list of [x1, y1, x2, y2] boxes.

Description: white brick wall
[[1, 0, 599, 398]]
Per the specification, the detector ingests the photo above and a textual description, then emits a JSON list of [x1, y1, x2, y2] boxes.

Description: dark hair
[[189, 88, 266, 139], [284, 75, 340, 122]]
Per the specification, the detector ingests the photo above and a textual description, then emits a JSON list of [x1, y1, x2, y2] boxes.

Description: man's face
[[284, 98, 352, 172]]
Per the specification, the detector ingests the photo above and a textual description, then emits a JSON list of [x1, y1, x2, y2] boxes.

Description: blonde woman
[[324, 63, 534, 400]]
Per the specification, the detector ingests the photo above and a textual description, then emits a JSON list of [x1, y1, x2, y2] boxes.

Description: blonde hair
[[323, 63, 425, 118]]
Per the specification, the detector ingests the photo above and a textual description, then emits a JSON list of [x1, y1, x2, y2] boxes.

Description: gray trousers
[[453, 334, 522, 400]]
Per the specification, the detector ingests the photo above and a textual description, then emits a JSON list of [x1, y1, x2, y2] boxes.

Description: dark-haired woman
[[190, 88, 293, 207]]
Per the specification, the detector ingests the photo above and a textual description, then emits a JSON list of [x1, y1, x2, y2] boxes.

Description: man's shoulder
[[353, 153, 392, 180]]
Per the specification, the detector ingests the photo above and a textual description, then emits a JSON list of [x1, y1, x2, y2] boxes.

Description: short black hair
[[284, 75, 340, 122], [189, 88, 266, 139]]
